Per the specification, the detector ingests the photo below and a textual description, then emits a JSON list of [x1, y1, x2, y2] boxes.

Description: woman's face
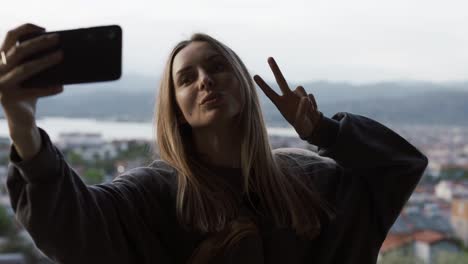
[[172, 41, 242, 129]]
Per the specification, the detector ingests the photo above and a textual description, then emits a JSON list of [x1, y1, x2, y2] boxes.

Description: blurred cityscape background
[[0, 79, 467, 263]]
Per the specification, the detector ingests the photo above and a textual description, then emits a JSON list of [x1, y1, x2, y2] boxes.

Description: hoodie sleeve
[[6, 127, 173, 264], [302, 112, 429, 239]]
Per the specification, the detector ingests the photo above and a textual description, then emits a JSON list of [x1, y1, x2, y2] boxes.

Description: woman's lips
[[202, 95, 225, 106], [201, 93, 224, 105]]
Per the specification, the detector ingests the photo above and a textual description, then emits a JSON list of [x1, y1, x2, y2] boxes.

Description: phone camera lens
[[108, 30, 116, 39], [86, 33, 96, 41]]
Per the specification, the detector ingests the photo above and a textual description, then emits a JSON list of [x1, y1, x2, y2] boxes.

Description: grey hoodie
[[6, 112, 428, 263]]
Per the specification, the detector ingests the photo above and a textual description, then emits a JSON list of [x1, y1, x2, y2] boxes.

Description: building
[[413, 230, 459, 264], [380, 230, 459, 264], [379, 209, 460, 263], [71, 143, 119, 161], [451, 198, 468, 246], [435, 180, 468, 201], [56, 132, 105, 149], [55, 132, 121, 161]]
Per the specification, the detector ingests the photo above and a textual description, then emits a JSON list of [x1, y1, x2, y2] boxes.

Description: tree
[[379, 251, 423, 264], [83, 168, 104, 185], [0, 233, 45, 264], [439, 167, 468, 180], [435, 251, 468, 264], [0, 205, 15, 237], [67, 151, 86, 166], [0, 155, 9, 166]]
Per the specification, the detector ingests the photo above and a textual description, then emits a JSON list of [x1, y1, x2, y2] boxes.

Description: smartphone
[[17, 25, 122, 88]]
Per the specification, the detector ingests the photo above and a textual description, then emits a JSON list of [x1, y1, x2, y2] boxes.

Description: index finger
[[253, 74, 280, 104], [267, 57, 291, 95], [1, 23, 45, 52]]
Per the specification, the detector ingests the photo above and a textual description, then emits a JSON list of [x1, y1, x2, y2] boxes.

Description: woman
[[1, 23, 428, 264]]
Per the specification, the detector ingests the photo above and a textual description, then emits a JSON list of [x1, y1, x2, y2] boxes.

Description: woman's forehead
[[172, 42, 220, 72]]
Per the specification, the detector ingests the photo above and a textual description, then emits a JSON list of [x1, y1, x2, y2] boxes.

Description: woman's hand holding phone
[[0, 23, 64, 160]]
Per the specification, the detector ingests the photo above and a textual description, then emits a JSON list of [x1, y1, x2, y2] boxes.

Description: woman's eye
[[180, 76, 192, 85], [216, 63, 224, 71], [211, 61, 225, 72]]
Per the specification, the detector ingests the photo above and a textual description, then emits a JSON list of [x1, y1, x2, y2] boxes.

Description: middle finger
[[7, 34, 60, 67], [6, 50, 63, 85], [267, 57, 291, 95]]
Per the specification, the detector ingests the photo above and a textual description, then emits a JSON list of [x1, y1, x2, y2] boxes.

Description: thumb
[[18, 85, 64, 100]]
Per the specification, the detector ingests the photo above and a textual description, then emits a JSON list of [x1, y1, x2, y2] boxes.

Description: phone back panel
[[18, 25, 122, 88]]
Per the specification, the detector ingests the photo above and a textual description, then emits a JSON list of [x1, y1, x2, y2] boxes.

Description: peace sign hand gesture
[[254, 57, 322, 140]]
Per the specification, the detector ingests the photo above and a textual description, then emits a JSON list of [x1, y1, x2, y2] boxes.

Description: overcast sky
[[2, 0, 467, 84]]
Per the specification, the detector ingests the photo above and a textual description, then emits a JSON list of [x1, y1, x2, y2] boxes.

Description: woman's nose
[[198, 69, 214, 90]]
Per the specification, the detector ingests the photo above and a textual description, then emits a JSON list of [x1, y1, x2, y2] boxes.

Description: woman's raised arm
[[255, 57, 428, 241], [6, 126, 173, 264]]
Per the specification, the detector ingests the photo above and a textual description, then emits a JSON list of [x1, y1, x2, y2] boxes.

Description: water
[[0, 117, 298, 142]]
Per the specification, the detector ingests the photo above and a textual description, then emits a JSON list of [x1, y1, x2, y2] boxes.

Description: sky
[[2, 0, 467, 84]]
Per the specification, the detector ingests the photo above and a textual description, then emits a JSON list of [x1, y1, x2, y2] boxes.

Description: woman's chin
[[196, 113, 238, 128]]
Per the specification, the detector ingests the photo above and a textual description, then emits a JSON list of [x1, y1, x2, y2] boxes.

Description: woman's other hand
[[254, 57, 322, 140]]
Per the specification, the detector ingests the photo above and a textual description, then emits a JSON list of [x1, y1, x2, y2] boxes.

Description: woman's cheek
[[184, 89, 199, 114]]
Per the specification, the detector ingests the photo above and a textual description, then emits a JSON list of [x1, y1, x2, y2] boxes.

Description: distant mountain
[[266, 89, 468, 127], [49, 74, 468, 102], [286, 80, 468, 103], [0, 74, 467, 126]]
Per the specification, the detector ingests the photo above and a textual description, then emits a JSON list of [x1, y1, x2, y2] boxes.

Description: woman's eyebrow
[[206, 53, 223, 61], [176, 54, 224, 76], [176, 66, 191, 77]]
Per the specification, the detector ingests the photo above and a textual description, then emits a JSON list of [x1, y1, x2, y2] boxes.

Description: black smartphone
[[17, 25, 122, 88]]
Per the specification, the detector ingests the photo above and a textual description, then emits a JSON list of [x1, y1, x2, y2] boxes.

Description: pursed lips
[[200, 93, 224, 105]]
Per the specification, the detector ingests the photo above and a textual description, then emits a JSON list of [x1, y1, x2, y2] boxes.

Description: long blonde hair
[[151, 33, 336, 261]]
